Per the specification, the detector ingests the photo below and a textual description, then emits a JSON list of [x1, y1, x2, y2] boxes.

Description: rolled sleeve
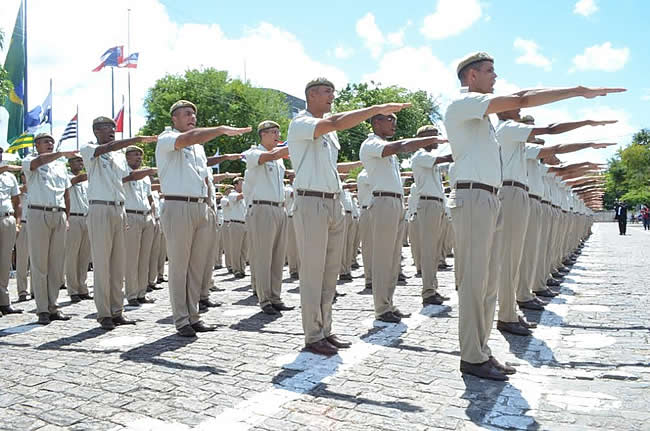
[[79, 144, 97, 162], [289, 116, 319, 142], [244, 148, 262, 167], [455, 93, 494, 121], [360, 138, 385, 161], [157, 133, 177, 153]]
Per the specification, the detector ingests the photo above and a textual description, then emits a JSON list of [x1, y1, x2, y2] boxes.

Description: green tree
[[140, 68, 291, 173], [0, 29, 14, 103], [604, 128, 650, 208], [332, 82, 441, 162]]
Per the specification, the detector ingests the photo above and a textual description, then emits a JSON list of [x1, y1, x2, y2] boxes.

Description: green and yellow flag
[[2, 1, 26, 142], [6, 132, 33, 153]]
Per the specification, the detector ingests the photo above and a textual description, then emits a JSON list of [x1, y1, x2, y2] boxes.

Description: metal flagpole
[[49, 78, 53, 133], [121, 94, 125, 139], [76, 104, 79, 151], [24, 0, 29, 120], [111, 67, 115, 118], [127, 8, 132, 138]]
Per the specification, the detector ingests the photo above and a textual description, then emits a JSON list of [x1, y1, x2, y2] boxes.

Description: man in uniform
[[223, 178, 248, 279], [445, 51, 624, 380], [80, 116, 157, 330], [15, 173, 30, 301], [0, 151, 23, 316], [65, 156, 92, 303], [156, 100, 251, 337], [287, 77, 410, 355], [243, 120, 294, 315], [122, 146, 157, 307], [356, 168, 373, 291], [284, 177, 300, 279], [360, 114, 447, 323], [22, 133, 76, 324]]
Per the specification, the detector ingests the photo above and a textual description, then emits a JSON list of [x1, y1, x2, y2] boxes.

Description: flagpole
[[127, 8, 132, 138], [121, 95, 125, 139], [24, 0, 29, 118], [49, 78, 53, 133], [76, 105, 79, 150], [111, 67, 115, 118]]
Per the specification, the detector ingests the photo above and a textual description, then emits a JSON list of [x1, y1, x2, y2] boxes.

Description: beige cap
[[416, 125, 439, 137], [169, 100, 197, 116], [521, 115, 535, 124], [305, 77, 335, 93], [257, 120, 280, 132], [34, 132, 55, 142], [92, 116, 116, 128], [456, 51, 494, 78], [125, 145, 144, 155]]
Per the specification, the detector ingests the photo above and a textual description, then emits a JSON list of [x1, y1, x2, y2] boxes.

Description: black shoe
[[518, 315, 537, 329], [60, 284, 66, 291], [546, 278, 561, 287], [234, 272, 246, 279], [489, 356, 516, 375], [393, 310, 411, 319], [112, 315, 136, 326], [78, 293, 93, 300], [326, 334, 352, 349], [551, 272, 564, 279], [397, 273, 408, 282], [535, 288, 558, 298], [0, 305, 22, 314], [150, 285, 164, 291], [351, 263, 360, 270], [37, 313, 51, 325], [497, 320, 532, 336], [415, 271, 422, 278], [50, 311, 71, 321], [70, 295, 81, 303], [305, 339, 338, 356], [199, 301, 208, 312], [460, 360, 508, 381], [191, 321, 217, 332], [146, 286, 153, 293], [272, 303, 295, 311], [18, 294, 28, 303], [339, 273, 352, 281], [100, 317, 115, 330], [377, 312, 401, 323], [156, 276, 168, 284], [137, 296, 156, 304], [517, 300, 544, 311], [290, 272, 299, 279], [177, 324, 197, 337], [127, 299, 141, 307], [200, 298, 222, 308], [262, 304, 280, 315], [423, 295, 444, 306]]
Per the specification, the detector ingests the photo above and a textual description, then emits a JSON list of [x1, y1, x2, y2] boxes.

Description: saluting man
[[0, 151, 23, 316]]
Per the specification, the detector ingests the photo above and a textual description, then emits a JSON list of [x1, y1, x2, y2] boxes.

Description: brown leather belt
[[552, 204, 560, 209], [528, 194, 541, 201], [0, 212, 14, 217], [164, 195, 208, 203], [361, 205, 368, 209], [502, 180, 529, 192], [28, 205, 65, 213], [297, 190, 338, 199], [69, 212, 86, 217], [419, 195, 443, 202], [126, 209, 150, 215], [89, 200, 124, 206], [252, 200, 282, 207], [345, 210, 352, 214], [455, 182, 498, 195], [541, 200, 551, 205], [373, 191, 402, 199], [230, 220, 245, 224]]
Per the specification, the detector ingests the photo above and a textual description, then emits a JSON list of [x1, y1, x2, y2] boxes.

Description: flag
[[92, 46, 124, 72], [25, 88, 52, 132], [59, 114, 77, 143], [6, 132, 33, 153], [119, 52, 139, 69], [2, 1, 26, 141], [114, 106, 124, 133]]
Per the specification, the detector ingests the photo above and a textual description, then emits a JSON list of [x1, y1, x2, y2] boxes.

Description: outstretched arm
[[94, 136, 157, 157], [532, 120, 617, 136], [174, 126, 252, 150], [314, 103, 411, 138], [538, 142, 615, 159], [30, 151, 80, 171], [207, 153, 243, 166], [381, 136, 448, 157]]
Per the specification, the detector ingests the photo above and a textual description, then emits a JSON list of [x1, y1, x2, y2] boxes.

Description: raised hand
[[376, 103, 412, 116], [222, 126, 253, 136], [588, 120, 618, 126], [226, 153, 243, 160], [61, 151, 81, 158], [578, 87, 627, 99], [591, 142, 617, 149]]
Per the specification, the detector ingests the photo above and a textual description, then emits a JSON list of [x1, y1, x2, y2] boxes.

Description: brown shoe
[[305, 339, 338, 356], [489, 356, 516, 375], [497, 320, 532, 336], [326, 335, 352, 349], [460, 360, 508, 381]]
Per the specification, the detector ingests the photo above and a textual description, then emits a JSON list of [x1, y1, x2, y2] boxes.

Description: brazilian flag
[[2, 1, 26, 142], [6, 132, 33, 154]]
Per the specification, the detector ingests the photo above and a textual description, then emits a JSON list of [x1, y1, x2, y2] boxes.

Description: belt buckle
[[52, 207, 59, 213], [197, 198, 205, 204]]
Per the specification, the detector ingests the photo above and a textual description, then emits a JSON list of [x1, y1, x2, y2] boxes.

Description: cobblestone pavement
[[1, 222, 649, 431]]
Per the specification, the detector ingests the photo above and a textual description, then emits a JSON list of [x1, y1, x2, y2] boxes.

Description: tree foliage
[[0, 29, 13, 102], [139, 68, 291, 173], [332, 82, 441, 162], [604, 128, 650, 208]]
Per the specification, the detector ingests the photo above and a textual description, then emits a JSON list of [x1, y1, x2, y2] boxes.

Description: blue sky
[[0, 0, 645, 163]]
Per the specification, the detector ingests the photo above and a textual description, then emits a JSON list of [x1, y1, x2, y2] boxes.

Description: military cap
[[92, 116, 116, 128], [416, 125, 439, 137], [521, 115, 535, 124], [456, 52, 494, 78], [169, 100, 197, 116], [305, 77, 335, 93], [257, 120, 280, 133], [125, 145, 144, 155], [233, 176, 244, 185], [34, 132, 55, 142]]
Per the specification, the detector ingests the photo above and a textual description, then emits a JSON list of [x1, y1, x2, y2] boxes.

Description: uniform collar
[[460, 87, 470, 93]]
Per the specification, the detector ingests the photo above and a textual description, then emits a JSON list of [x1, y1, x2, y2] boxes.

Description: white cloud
[[356, 13, 385, 59], [333, 45, 354, 59], [0, 0, 348, 149], [514, 38, 552, 71], [387, 30, 405, 48], [571, 42, 629, 72], [641, 90, 650, 101], [574, 0, 598, 16], [420, 0, 482, 40]]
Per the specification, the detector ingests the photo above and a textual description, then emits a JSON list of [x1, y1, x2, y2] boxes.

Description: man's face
[[172, 107, 197, 132], [35, 137, 54, 154], [471, 61, 497, 94], [126, 151, 143, 169], [260, 127, 281, 149], [94, 123, 116, 144], [418, 129, 439, 151], [308, 85, 335, 114], [373, 115, 397, 139], [69, 158, 84, 173], [234, 181, 243, 193]]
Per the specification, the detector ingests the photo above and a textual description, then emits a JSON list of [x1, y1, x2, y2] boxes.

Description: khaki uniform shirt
[[243, 145, 285, 202], [496, 119, 534, 185], [411, 148, 445, 199], [80, 143, 128, 202], [22, 155, 70, 207], [156, 127, 208, 198], [356, 169, 372, 207], [124, 168, 152, 211], [68, 174, 89, 214], [0, 172, 19, 213], [359, 133, 402, 195]]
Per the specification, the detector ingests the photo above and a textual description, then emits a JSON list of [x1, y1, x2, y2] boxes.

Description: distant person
[[614, 202, 628, 235]]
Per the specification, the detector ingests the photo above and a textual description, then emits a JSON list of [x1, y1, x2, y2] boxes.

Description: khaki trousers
[[161, 200, 212, 329], [0, 216, 17, 306], [496, 187, 530, 323], [340, 213, 352, 275], [222, 223, 232, 271], [27, 209, 66, 314], [345, 215, 358, 270], [125, 213, 155, 301], [396, 214, 406, 276], [417, 200, 444, 300], [215, 226, 223, 268], [229, 221, 247, 275], [64, 215, 91, 296], [157, 230, 167, 278], [359, 208, 372, 282], [352, 217, 361, 266], [409, 216, 421, 272], [88, 205, 126, 320], [286, 216, 300, 274], [369, 196, 403, 317], [248, 204, 287, 308], [148, 221, 162, 286], [16, 222, 30, 296], [517, 199, 542, 302], [294, 195, 345, 345], [201, 209, 219, 300], [536, 204, 554, 289], [450, 188, 502, 364]]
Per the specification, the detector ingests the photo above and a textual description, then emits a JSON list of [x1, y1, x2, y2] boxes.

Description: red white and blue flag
[[119, 52, 139, 69], [114, 106, 124, 133], [92, 46, 124, 72]]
